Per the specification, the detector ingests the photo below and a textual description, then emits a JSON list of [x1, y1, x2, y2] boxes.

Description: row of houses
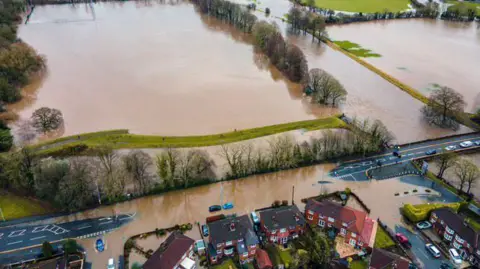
[[141, 198, 410, 269]]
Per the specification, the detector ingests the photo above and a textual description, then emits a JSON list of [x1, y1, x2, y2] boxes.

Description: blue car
[[201, 224, 209, 237], [209, 205, 222, 212], [222, 202, 234, 210], [425, 149, 437, 155], [96, 238, 105, 252]]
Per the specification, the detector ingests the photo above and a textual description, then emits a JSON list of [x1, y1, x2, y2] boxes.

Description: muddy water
[[15, 2, 335, 137], [327, 20, 480, 112]]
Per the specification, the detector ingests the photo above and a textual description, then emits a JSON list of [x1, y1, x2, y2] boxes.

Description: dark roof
[[143, 231, 194, 269], [432, 208, 479, 247], [259, 205, 305, 231], [208, 214, 255, 247], [245, 229, 259, 246], [369, 248, 411, 269], [255, 249, 273, 269], [306, 199, 367, 234]]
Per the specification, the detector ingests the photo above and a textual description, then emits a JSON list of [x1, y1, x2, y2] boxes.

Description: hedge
[[402, 202, 462, 222]]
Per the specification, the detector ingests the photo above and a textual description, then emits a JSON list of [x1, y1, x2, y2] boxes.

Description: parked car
[[449, 248, 462, 264], [416, 221, 432, 229], [209, 205, 222, 212], [222, 202, 234, 210], [201, 224, 209, 237], [440, 262, 453, 269], [445, 145, 457, 151], [425, 243, 441, 258], [251, 211, 260, 224], [107, 258, 115, 269], [460, 141, 474, 148], [425, 149, 437, 155], [474, 140, 480, 146], [395, 233, 411, 249]]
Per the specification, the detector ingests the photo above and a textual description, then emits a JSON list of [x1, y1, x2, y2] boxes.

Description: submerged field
[[302, 0, 410, 12]]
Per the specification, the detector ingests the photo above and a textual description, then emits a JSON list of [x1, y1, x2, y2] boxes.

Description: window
[[446, 226, 454, 235], [441, 220, 444, 225], [455, 235, 464, 244], [349, 238, 356, 246], [453, 241, 462, 249], [308, 215, 313, 221], [340, 228, 346, 236], [212, 256, 217, 262], [351, 233, 356, 238], [444, 233, 453, 241], [242, 253, 248, 258], [271, 229, 277, 234], [280, 228, 287, 233], [319, 214, 324, 219], [224, 248, 234, 255], [342, 222, 348, 227], [217, 249, 222, 255], [238, 238, 243, 242], [319, 220, 325, 227], [328, 223, 332, 228], [328, 217, 335, 222], [226, 241, 232, 246], [270, 236, 277, 242], [307, 210, 314, 215], [217, 243, 223, 248]]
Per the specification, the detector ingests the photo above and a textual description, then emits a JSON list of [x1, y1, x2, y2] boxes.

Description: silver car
[[460, 141, 474, 148]]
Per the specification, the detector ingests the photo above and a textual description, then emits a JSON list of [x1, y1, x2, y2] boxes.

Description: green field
[[0, 192, 51, 220], [374, 225, 396, 249], [31, 116, 347, 156], [446, 0, 480, 15], [333, 40, 381, 58], [303, 0, 410, 13]]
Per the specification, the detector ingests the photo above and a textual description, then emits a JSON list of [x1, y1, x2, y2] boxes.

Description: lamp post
[[0, 207, 5, 222]]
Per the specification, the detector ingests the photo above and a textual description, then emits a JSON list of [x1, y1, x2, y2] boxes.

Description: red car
[[395, 233, 412, 249]]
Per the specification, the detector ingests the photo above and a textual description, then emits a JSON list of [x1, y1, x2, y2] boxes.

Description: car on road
[[416, 221, 432, 229], [425, 149, 437, 155], [475, 140, 480, 146], [460, 141, 474, 148], [223, 202, 234, 210], [445, 145, 457, 151], [251, 211, 260, 224], [201, 224, 209, 237], [425, 243, 441, 258], [209, 205, 222, 212], [395, 233, 411, 249], [440, 262, 453, 269], [449, 248, 462, 264], [96, 238, 105, 252], [107, 258, 115, 269]]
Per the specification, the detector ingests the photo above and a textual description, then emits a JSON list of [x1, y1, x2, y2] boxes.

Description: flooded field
[[327, 20, 480, 112]]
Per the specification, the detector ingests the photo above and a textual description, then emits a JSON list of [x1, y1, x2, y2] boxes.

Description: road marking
[[8, 230, 26, 238], [99, 221, 113, 225], [32, 225, 50, 233], [30, 236, 46, 241], [77, 225, 92, 230], [7, 240, 22, 245], [0, 233, 3, 239]]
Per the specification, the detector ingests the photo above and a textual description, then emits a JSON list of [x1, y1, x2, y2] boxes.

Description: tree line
[[434, 151, 479, 196]]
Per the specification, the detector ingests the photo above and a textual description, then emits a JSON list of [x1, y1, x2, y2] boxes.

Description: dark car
[[209, 205, 222, 212], [201, 224, 209, 237], [425, 149, 437, 155]]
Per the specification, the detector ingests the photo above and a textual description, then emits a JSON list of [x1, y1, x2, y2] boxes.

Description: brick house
[[143, 231, 195, 269], [369, 248, 411, 269], [258, 205, 306, 244], [305, 200, 377, 249], [430, 208, 480, 265], [207, 214, 259, 265]]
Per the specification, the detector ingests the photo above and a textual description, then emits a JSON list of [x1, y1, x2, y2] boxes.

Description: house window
[[351, 233, 356, 238], [319, 214, 324, 219], [446, 226, 454, 235], [342, 222, 348, 227], [319, 220, 325, 227], [280, 228, 287, 233], [453, 241, 462, 249], [340, 228, 346, 236], [212, 256, 217, 262], [282, 237, 288, 244], [349, 238, 356, 246], [217, 249, 222, 255], [328, 223, 332, 228], [217, 243, 223, 248], [328, 217, 335, 222], [308, 215, 313, 221], [444, 233, 453, 241], [226, 241, 233, 246], [238, 238, 243, 242], [270, 236, 277, 242], [455, 235, 464, 244], [242, 253, 248, 258], [271, 229, 277, 234], [307, 210, 314, 215]]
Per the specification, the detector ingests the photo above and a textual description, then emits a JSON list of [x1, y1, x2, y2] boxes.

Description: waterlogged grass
[[32, 116, 347, 155], [333, 40, 381, 58], [374, 225, 395, 249], [303, 0, 409, 13], [446, 0, 480, 16], [0, 192, 51, 220]]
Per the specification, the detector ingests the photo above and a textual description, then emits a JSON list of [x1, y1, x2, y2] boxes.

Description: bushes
[[402, 202, 462, 222]]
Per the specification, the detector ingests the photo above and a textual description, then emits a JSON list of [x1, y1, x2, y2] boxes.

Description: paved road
[[0, 213, 135, 254], [330, 133, 480, 181]]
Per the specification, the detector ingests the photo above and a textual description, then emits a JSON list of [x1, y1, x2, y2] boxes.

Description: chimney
[[230, 222, 236, 232]]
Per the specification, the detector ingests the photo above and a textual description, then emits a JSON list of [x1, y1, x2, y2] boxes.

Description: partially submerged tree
[[31, 107, 64, 134], [123, 150, 152, 194], [421, 86, 465, 129], [306, 68, 347, 106], [434, 151, 458, 178], [455, 158, 479, 193]]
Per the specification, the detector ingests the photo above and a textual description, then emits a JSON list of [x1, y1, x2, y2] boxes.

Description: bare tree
[[307, 68, 347, 106], [156, 148, 180, 188], [435, 151, 458, 178], [31, 107, 64, 133], [455, 158, 478, 192], [421, 86, 465, 129], [55, 158, 95, 211], [123, 150, 152, 194], [95, 146, 124, 200], [16, 119, 36, 145], [218, 144, 247, 178]]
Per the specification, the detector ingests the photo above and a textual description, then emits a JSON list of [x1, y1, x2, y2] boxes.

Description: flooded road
[[16, 2, 333, 137], [327, 20, 480, 112]]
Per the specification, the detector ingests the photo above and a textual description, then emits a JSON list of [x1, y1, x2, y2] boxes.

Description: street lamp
[[0, 207, 5, 222]]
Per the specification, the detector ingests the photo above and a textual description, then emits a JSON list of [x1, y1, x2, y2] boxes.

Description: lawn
[[467, 218, 480, 232], [350, 260, 368, 269], [446, 0, 480, 16], [374, 225, 395, 249], [0, 192, 51, 220], [31, 116, 347, 156], [213, 259, 237, 269], [265, 245, 293, 266], [303, 0, 410, 13], [333, 40, 381, 58]]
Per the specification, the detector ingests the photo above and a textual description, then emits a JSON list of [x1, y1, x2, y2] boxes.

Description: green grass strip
[[0, 191, 51, 220], [374, 225, 396, 249], [333, 40, 381, 58], [31, 116, 347, 155]]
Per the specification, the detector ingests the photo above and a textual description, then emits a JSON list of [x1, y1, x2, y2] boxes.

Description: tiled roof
[[255, 249, 273, 269], [369, 248, 411, 269], [208, 214, 255, 247], [143, 231, 194, 269], [259, 205, 306, 231], [432, 208, 479, 247]]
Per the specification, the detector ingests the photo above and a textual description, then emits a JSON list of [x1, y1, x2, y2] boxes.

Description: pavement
[[330, 133, 480, 181], [0, 213, 135, 258]]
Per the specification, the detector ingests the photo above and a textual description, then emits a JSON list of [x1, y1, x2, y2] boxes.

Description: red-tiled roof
[[369, 248, 411, 269], [255, 249, 273, 269], [361, 217, 376, 247], [143, 231, 194, 269], [306, 200, 367, 234]]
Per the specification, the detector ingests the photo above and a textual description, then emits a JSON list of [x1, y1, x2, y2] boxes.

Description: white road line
[[77, 225, 92, 230], [32, 225, 49, 233], [8, 230, 26, 237], [0, 233, 3, 239], [99, 221, 113, 225], [30, 236, 46, 241], [7, 240, 22, 245]]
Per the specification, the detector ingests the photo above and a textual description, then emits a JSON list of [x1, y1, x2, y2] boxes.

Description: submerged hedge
[[402, 202, 462, 222]]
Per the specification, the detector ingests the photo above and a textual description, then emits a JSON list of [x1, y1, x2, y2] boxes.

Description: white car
[[107, 258, 115, 269], [445, 145, 457, 151], [416, 221, 432, 229], [449, 248, 462, 264], [474, 140, 480, 146], [460, 141, 474, 148]]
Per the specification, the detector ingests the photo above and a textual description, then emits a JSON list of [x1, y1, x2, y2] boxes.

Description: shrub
[[265, 7, 271, 15], [282, 200, 289, 206], [344, 187, 352, 195], [394, 193, 399, 196], [402, 202, 462, 222], [272, 200, 281, 207], [413, 189, 418, 193]]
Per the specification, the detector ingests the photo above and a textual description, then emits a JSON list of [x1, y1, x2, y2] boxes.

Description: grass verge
[[0, 191, 51, 220], [333, 40, 381, 58], [350, 260, 368, 269], [374, 225, 396, 249], [446, 0, 480, 16], [31, 116, 347, 156], [302, 0, 409, 13]]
